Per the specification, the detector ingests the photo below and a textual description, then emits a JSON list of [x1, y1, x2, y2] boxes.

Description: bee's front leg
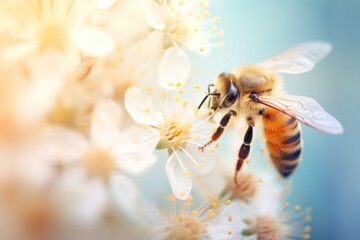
[[199, 110, 237, 151]]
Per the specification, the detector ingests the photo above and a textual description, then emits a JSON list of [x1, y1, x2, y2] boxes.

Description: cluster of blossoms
[[0, 0, 312, 239]]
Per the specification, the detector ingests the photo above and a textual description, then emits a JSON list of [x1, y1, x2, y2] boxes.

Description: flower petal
[[159, 46, 191, 89], [14, 50, 66, 126], [208, 201, 249, 240], [166, 151, 192, 200], [70, 25, 114, 57], [109, 173, 141, 220], [145, 9, 165, 30], [92, 0, 117, 9], [91, 99, 121, 148], [124, 87, 164, 126], [182, 142, 216, 174], [113, 126, 160, 174], [52, 168, 107, 226]]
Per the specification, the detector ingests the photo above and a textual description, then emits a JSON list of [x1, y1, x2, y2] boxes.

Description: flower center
[[168, 214, 204, 240], [164, 17, 189, 47], [230, 172, 257, 201], [159, 117, 192, 149], [39, 19, 68, 51], [83, 147, 116, 178], [256, 216, 280, 240]]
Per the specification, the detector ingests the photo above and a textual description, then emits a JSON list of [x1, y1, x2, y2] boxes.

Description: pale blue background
[[191, 0, 360, 239]]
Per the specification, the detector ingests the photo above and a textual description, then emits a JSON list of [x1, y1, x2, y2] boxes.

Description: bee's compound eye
[[222, 81, 239, 108]]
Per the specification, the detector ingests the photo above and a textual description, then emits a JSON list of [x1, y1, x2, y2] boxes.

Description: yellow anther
[[167, 194, 176, 202], [227, 231, 232, 235], [284, 202, 290, 207], [194, 27, 199, 32], [200, 47, 205, 53], [215, 16, 221, 23], [197, 163, 203, 169], [194, 84, 201, 90], [226, 200, 231, 205], [295, 205, 302, 211], [179, 89, 184, 94], [183, 170, 190, 176], [303, 234, 311, 240], [183, 100, 189, 107], [218, 30, 224, 37], [228, 216, 233, 222], [218, 41, 224, 48], [212, 25, 218, 31], [144, 108, 151, 113], [203, 11, 210, 17], [304, 226, 311, 232]]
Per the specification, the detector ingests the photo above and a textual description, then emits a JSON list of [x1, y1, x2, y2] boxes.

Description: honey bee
[[198, 42, 343, 185]]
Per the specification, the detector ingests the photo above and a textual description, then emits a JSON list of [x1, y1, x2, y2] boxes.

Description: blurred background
[[188, 0, 360, 239]]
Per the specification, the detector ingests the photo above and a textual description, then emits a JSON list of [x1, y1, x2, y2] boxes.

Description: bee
[[197, 42, 343, 185]]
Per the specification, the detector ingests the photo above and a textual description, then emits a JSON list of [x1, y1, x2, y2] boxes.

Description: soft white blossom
[[125, 86, 216, 200], [144, 0, 224, 89]]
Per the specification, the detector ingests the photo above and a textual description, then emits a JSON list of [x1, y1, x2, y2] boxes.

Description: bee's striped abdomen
[[262, 108, 302, 177]]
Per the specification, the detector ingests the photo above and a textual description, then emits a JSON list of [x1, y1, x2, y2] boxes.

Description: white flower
[[144, 0, 224, 89], [48, 100, 157, 225], [1, 0, 114, 59], [143, 194, 233, 240], [125, 86, 216, 200], [0, 50, 66, 138]]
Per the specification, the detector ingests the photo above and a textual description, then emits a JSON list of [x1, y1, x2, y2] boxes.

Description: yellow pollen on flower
[[203, 11, 210, 17], [144, 108, 151, 113], [82, 148, 116, 179], [183, 170, 190, 176], [199, 47, 205, 53], [183, 100, 189, 107], [218, 30, 224, 37], [164, 17, 189, 45], [212, 25, 218, 31], [168, 214, 204, 240], [215, 16, 221, 23], [218, 41, 224, 48], [159, 117, 192, 149], [194, 84, 201, 90], [226, 200, 231, 205]]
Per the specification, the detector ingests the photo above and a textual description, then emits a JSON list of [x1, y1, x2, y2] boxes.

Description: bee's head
[[198, 72, 240, 111]]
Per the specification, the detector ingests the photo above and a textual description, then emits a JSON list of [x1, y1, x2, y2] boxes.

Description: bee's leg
[[234, 118, 255, 187], [199, 110, 237, 151]]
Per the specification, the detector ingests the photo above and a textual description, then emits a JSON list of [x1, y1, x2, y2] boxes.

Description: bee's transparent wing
[[258, 95, 343, 134], [256, 42, 332, 74]]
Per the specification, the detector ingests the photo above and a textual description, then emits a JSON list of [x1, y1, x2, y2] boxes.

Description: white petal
[[182, 142, 216, 174], [145, 9, 165, 30], [159, 46, 191, 89], [14, 50, 66, 126], [124, 87, 164, 126], [113, 126, 160, 174], [92, 0, 117, 9], [109, 173, 141, 220], [208, 201, 248, 240], [91, 100, 121, 148], [166, 152, 192, 200], [70, 25, 114, 57], [52, 168, 107, 226]]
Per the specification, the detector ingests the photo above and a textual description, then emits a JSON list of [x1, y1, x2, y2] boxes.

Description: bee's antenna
[[197, 93, 220, 109]]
